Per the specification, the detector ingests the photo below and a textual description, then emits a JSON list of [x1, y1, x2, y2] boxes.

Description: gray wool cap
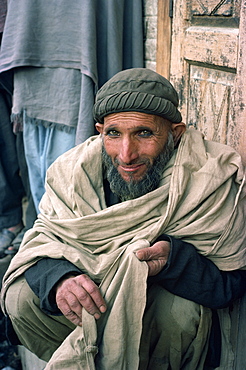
[[93, 68, 182, 123]]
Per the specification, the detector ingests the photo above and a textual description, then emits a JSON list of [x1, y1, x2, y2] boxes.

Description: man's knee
[[143, 284, 212, 355], [5, 275, 39, 320], [5, 275, 74, 362], [146, 285, 203, 336], [139, 285, 211, 369]]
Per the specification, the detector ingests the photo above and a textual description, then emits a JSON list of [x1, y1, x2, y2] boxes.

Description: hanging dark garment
[[0, 0, 144, 143]]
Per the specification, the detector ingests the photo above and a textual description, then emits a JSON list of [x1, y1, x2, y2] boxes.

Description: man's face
[[96, 112, 178, 201], [96, 112, 174, 183]]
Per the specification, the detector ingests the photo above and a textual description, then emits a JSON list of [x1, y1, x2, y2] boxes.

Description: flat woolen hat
[[93, 68, 182, 123]]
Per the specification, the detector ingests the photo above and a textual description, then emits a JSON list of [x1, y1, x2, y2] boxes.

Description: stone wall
[[143, 0, 158, 71]]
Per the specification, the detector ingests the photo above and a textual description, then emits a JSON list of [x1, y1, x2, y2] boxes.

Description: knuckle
[[64, 309, 75, 317], [56, 296, 65, 307], [78, 289, 89, 302], [69, 298, 80, 310], [79, 275, 99, 296], [79, 274, 90, 283], [87, 284, 99, 296], [63, 310, 81, 326], [86, 303, 97, 315]]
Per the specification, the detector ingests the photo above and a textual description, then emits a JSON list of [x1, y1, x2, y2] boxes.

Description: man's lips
[[118, 163, 145, 172]]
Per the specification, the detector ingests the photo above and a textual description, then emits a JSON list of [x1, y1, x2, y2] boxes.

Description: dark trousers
[[0, 72, 36, 230], [16, 131, 37, 229]]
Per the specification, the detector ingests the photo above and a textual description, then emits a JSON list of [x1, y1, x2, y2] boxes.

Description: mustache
[[113, 157, 151, 167]]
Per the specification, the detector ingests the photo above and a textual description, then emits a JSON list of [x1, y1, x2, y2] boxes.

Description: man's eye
[[106, 130, 120, 137], [138, 130, 153, 137]]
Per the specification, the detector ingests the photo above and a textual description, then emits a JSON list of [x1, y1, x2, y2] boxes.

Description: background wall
[[143, 0, 158, 71]]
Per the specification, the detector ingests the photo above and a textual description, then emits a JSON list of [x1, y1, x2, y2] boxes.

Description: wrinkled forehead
[[103, 111, 172, 126]]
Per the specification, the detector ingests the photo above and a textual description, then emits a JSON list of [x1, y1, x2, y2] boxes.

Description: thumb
[[135, 248, 150, 261]]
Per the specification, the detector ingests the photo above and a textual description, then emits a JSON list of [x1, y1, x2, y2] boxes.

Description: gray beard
[[102, 132, 174, 201]]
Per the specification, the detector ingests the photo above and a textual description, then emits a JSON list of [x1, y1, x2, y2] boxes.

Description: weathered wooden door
[[156, 1, 246, 369], [157, 0, 246, 165]]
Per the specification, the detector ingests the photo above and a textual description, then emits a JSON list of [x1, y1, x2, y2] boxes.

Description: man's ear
[[95, 122, 104, 134], [171, 122, 186, 146]]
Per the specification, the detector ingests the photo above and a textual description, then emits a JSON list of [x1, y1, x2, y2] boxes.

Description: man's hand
[[55, 274, 106, 326], [135, 240, 170, 276]]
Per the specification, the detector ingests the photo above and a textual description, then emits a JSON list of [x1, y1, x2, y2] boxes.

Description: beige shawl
[[1, 129, 245, 368]]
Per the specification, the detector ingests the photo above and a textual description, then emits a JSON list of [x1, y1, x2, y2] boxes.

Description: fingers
[[56, 274, 106, 326], [56, 290, 83, 326], [135, 240, 171, 276], [135, 240, 170, 261]]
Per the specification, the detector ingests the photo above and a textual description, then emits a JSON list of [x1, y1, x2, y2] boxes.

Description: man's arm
[[136, 235, 246, 309], [24, 258, 82, 314], [24, 258, 107, 326], [25, 235, 246, 326]]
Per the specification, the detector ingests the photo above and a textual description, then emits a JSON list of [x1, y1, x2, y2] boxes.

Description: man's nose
[[118, 137, 139, 164]]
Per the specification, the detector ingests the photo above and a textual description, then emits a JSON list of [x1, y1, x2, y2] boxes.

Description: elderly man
[[1, 68, 246, 369]]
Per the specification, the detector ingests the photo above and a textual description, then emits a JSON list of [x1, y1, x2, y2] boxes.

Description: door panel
[[157, 0, 246, 163], [185, 26, 238, 69], [188, 65, 235, 144], [190, 0, 239, 17]]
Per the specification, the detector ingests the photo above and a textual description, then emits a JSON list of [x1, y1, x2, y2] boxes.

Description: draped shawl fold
[[1, 129, 245, 368]]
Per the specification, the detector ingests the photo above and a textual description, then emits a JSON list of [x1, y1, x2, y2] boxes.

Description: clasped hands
[[55, 240, 170, 326]]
